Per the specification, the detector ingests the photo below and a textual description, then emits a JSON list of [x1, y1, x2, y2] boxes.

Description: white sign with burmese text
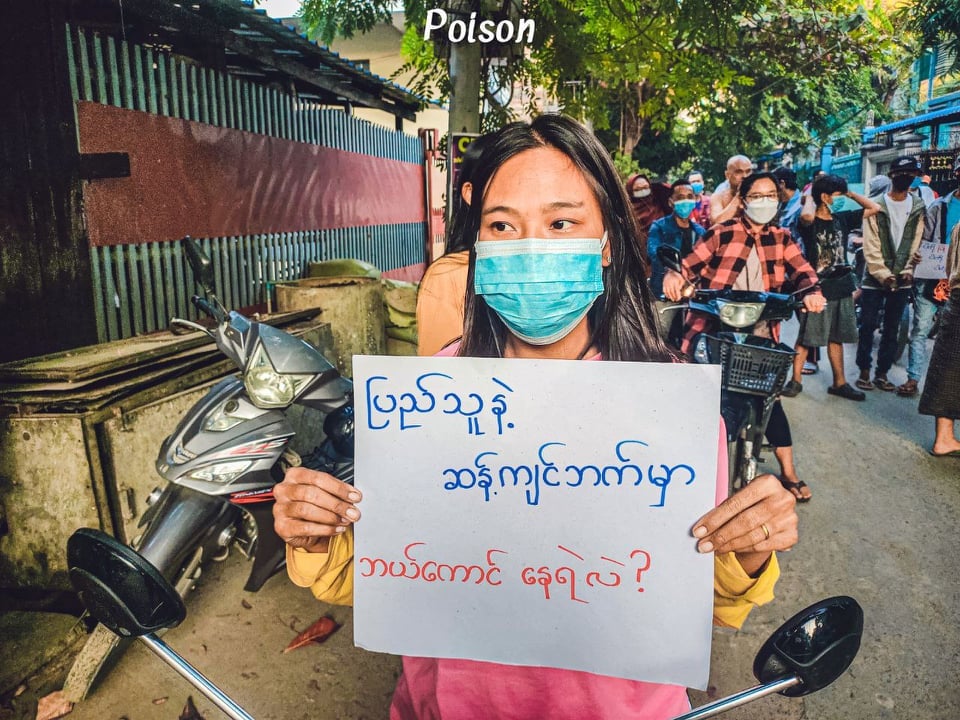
[[914, 241, 949, 279], [352, 355, 721, 689]]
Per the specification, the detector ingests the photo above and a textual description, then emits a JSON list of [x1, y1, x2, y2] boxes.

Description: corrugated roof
[[235, 0, 432, 114], [863, 104, 960, 140], [73, 0, 426, 121]]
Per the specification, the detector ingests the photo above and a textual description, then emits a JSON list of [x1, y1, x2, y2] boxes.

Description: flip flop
[[929, 448, 960, 458], [780, 479, 812, 503], [897, 380, 919, 397], [873, 377, 897, 392]]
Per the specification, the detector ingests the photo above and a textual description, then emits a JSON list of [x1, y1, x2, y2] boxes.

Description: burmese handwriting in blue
[[365, 372, 515, 436], [442, 439, 695, 507]]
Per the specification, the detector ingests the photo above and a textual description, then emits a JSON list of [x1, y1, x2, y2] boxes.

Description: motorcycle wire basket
[[712, 332, 797, 396]]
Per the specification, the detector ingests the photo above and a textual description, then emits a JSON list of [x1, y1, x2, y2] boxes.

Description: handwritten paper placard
[[914, 241, 949, 280], [353, 355, 721, 689]]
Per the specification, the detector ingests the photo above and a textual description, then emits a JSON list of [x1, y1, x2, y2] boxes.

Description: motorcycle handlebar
[[192, 295, 226, 323]]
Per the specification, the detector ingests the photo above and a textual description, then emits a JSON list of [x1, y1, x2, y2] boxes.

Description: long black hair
[[445, 132, 495, 255], [457, 114, 673, 362]]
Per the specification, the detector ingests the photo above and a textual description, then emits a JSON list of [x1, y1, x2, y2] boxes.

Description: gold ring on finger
[[761, 523, 770, 540]]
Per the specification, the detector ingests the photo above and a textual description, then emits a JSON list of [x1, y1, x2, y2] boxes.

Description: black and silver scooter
[[66, 527, 864, 720], [656, 246, 808, 490], [65, 237, 355, 699]]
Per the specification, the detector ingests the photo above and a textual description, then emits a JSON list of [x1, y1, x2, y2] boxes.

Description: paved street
[[61, 318, 960, 720]]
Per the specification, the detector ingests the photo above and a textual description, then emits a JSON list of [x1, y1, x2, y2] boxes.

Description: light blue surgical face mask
[[673, 199, 697, 219], [474, 233, 606, 346], [829, 196, 845, 214], [690, 182, 704, 195]]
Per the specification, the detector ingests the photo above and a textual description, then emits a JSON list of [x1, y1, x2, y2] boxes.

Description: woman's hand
[[273, 467, 362, 554], [662, 270, 687, 301], [691, 473, 798, 577]]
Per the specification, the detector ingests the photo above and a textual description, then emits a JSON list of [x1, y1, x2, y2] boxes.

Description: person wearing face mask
[[273, 116, 799, 720], [647, 179, 707, 345], [662, 172, 825, 503], [855, 157, 926, 393], [772, 166, 824, 375], [772, 167, 802, 244], [898, 156, 960, 398], [781, 174, 880, 401], [687, 170, 711, 227], [626, 173, 671, 249]]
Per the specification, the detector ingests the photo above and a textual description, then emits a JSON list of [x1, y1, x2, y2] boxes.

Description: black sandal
[[780, 479, 812, 503]]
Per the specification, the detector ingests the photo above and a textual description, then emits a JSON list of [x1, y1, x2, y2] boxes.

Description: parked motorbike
[[66, 527, 864, 720], [64, 237, 355, 700], [656, 246, 806, 489]]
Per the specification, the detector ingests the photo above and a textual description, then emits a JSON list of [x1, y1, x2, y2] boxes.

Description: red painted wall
[[77, 102, 426, 247]]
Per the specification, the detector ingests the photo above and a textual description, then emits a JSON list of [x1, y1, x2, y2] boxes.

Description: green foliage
[[896, 0, 960, 70], [296, 0, 904, 179], [298, 0, 393, 44], [611, 151, 642, 181]]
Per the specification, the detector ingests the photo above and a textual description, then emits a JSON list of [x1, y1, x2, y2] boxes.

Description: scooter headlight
[[243, 343, 312, 408], [717, 301, 764, 328], [187, 460, 253, 484]]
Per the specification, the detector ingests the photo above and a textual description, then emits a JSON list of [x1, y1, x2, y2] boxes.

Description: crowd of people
[[269, 114, 960, 719], [646, 151, 960, 473]]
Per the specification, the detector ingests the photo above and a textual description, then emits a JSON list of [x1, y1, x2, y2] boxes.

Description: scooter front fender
[[720, 393, 760, 443], [135, 484, 240, 582]]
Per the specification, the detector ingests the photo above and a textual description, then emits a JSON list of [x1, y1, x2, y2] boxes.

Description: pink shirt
[[391, 659, 692, 719]]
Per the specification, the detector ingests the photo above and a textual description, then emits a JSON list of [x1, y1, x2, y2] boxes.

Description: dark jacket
[[647, 214, 706, 297]]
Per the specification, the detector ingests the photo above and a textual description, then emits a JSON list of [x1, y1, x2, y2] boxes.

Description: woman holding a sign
[[274, 114, 799, 719]]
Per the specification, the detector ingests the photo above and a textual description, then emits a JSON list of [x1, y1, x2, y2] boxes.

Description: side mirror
[[67, 528, 184, 637], [656, 245, 684, 274], [67, 529, 255, 719], [183, 236, 216, 293], [672, 596, 862, 719], [753, 595, 863, 696]]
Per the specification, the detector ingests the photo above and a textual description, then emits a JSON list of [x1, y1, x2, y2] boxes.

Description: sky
[[258, 0, 302, 19]]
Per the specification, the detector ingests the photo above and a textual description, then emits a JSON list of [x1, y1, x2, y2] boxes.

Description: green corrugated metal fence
[[66, 24, 426, 342]]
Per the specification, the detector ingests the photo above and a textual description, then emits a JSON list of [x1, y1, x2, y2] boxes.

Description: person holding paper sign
[[274, 114, 798, 720]]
